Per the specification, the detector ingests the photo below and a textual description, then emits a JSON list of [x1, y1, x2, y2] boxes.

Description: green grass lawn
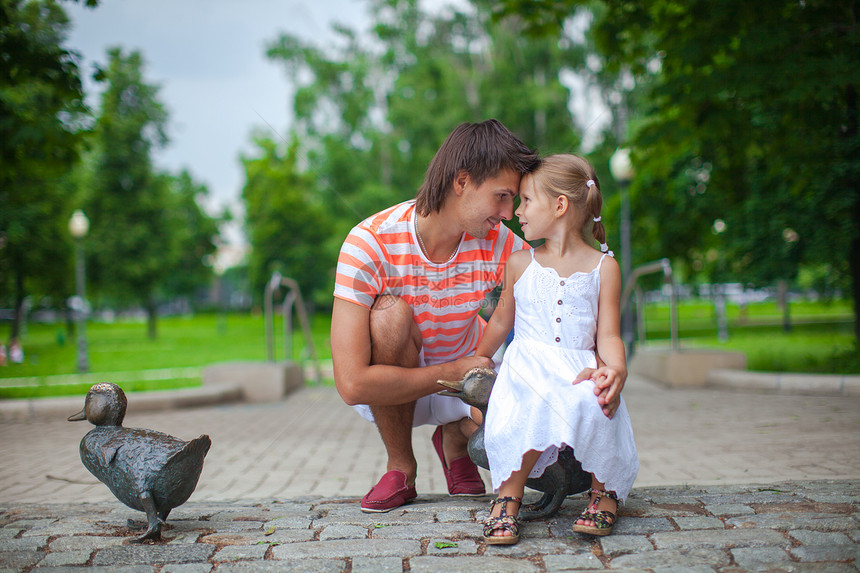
[[638, 299, 857, 374], [0, 312, 333, 398], [642, 324, 857, 374], [0, 299, 856, 399]]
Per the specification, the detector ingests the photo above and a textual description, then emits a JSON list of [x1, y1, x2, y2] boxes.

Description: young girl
[[475, 154, 638, 544]]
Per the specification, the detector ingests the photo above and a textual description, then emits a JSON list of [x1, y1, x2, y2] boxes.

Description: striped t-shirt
[[334, 200, 528, 365]]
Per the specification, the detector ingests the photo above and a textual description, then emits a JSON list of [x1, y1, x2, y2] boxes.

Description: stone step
[[0, 382, 242, 422], [707, 368, 860, 396]]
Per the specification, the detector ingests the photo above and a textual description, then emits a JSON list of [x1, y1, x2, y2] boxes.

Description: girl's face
[[515, 175, 556, 242]]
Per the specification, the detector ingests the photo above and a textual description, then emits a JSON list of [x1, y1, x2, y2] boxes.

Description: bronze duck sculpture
[[438, 367, 591, 520], [68, 383, 211, 542]]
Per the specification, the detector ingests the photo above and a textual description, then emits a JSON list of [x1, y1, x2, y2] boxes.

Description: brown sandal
[[572, 488, 618, 536], [482, 496, 521, 545]]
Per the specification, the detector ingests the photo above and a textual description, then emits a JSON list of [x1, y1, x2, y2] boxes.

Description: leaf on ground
[[264, 526, 276, 535], [434, 541, 458, 549]]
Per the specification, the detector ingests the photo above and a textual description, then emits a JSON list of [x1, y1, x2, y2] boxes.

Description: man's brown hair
[[415, 119, 539, 216]]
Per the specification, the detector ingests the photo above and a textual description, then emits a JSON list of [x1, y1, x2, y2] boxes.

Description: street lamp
[[69, 209, 90, 373], [610, 148, 635, 351]]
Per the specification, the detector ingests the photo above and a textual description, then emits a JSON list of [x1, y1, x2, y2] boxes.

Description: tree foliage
[[2, 1, 227, 346], [241, 136, 332, 306], [83, 48, 217, 338], [0, 0, 91, 341], [496, 0, 860, 340], [255, 0, 587, 306], [160, 169, 220, 302]]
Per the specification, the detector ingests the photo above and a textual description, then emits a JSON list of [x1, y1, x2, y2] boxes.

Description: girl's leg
[[487, 450, 541, 538], [575, 475, 618, 528]]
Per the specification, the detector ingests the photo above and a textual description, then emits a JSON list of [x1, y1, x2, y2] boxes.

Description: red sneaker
[[432, 426, 485, 496], [360, 470, 417, 513]]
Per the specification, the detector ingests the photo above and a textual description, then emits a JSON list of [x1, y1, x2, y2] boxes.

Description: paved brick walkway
[[1, 481, 858, 571], [2, 375, 858, 503], [1, 374, 859, 571]]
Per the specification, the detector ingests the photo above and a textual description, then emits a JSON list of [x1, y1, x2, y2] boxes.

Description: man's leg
[[433, 410, 485, 496], [440, 416, 477, 465], [368, 294, 483, 500], [426, 371, 484, 496], [368, 295, 423, 485]]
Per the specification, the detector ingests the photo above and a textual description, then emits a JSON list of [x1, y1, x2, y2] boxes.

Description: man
[[331, 119, 540, 512]]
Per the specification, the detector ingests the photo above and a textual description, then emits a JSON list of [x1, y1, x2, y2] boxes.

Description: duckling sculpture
[[438, 367, 591, 520], [68, 383, 211, 542]]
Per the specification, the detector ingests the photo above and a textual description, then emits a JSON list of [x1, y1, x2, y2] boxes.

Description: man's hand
[[573, 367, 625, 419], [449, 354, 494, 380], [434, 354, 494, 393]]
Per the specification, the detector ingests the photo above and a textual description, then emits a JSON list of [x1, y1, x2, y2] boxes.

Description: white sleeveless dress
[[484, 252, 639, 500]]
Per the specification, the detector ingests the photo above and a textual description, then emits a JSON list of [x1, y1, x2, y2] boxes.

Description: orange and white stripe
[[334, 200, 528, 365]]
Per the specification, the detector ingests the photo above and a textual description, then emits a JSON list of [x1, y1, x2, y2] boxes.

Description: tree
[[84, 48, 218, 338], [160, 169, 221, 303], [241, 136, 332, 307], [497, 0, 860, 342], [0, 0, 92, 342]]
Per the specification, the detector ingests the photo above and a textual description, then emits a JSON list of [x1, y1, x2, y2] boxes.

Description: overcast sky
[[65, 1, 384, 226]]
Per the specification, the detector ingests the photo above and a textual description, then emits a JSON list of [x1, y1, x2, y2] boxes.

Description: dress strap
[[594, 252, 609, 273]]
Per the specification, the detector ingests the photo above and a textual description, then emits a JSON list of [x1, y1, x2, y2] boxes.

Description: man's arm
[[331, 298, 492, 406]]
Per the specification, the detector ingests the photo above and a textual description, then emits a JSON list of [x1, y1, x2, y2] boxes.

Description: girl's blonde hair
[[530, 154, 605, 246]]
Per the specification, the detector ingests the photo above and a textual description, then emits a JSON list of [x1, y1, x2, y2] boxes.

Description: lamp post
[[610, 148, 634, 352], [69, 209, 90, 373]]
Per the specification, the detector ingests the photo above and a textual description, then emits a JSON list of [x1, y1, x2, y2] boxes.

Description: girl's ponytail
[[585, 178, 611, 254]]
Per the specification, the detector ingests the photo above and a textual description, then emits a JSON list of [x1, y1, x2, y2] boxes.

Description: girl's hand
[[572, 367, 625, 419]]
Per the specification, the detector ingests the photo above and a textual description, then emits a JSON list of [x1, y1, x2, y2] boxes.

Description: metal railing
[[264, 272, 322, 384], [620, 258, 679, 353]]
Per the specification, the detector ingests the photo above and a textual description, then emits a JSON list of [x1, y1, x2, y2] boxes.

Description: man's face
[[458, 168, 522, 239]]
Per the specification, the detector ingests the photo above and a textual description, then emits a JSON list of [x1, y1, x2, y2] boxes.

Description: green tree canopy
[[497, 0, 860, 340], [0, 0, 92, 341], [83, 48, 218, 338], [255, 0, 590, 306], [241, 136, 332, 307], [160, 169, 221, 302]]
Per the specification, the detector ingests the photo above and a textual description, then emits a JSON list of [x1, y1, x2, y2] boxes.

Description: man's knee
[[370, 295, 421, 365]]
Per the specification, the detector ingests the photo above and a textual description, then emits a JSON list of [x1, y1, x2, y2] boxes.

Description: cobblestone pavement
[[1, 481, 858, 572], [1, 374, 859, 571]]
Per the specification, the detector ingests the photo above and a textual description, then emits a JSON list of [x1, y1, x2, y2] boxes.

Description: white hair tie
[[600, 243, 615, 257], [586, 179, 595, 189], [593, 216, 601, 222]]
